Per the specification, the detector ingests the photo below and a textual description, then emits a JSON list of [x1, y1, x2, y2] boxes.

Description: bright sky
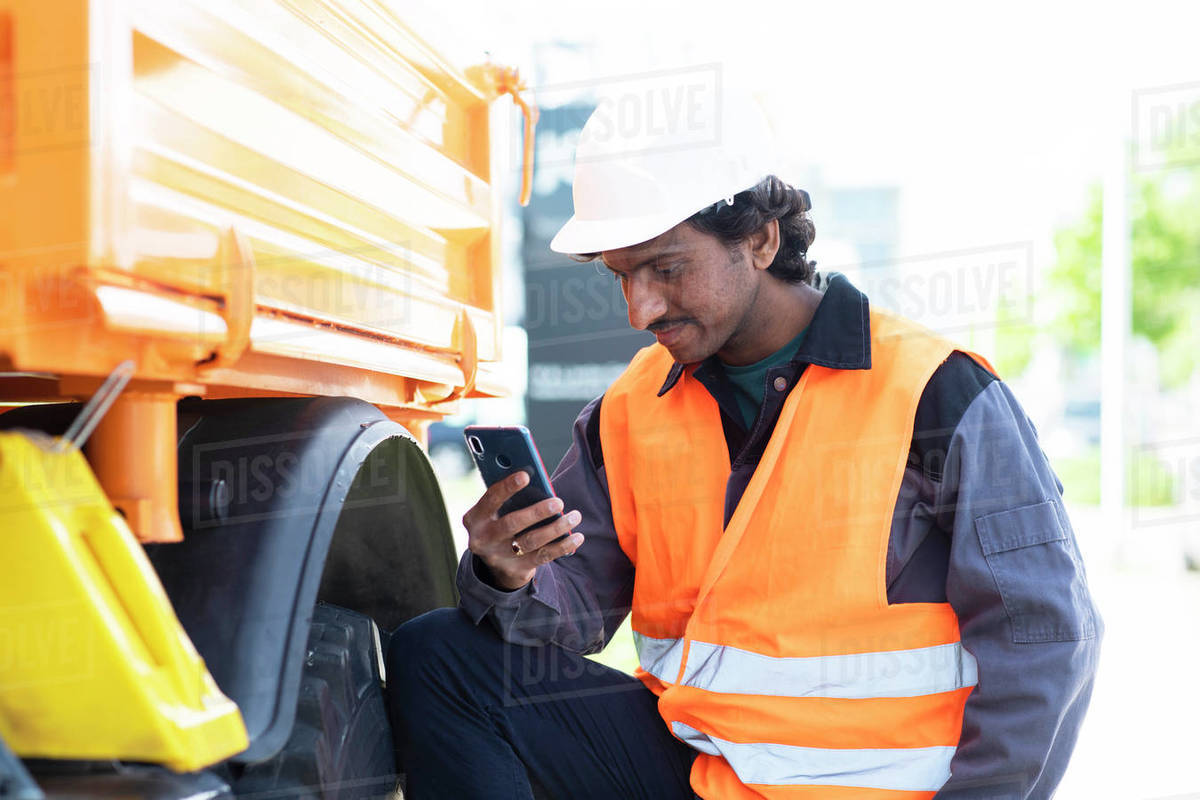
[[426, 0, 1200, 268]]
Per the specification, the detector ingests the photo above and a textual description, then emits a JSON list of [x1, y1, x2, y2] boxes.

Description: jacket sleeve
[[455, 396, 635, 654], [932, 379, 1102, 799]]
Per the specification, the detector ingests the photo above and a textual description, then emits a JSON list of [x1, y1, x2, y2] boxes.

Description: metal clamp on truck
[[0, 1, 533, 796]]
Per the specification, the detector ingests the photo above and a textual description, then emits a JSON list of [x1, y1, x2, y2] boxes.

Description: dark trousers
[[386, 608, 697, 800]]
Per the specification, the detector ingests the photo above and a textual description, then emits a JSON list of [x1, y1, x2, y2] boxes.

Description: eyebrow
[[605, 252, 687, 275]]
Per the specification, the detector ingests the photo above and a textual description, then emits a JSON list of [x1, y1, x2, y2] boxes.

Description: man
[[387, 87, 1101, 799]]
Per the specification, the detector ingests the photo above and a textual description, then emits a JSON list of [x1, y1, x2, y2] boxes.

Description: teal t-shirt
[[719, 327, 808, 429]]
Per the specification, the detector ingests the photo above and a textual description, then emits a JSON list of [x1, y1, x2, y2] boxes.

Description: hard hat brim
[[549, 207, 701, 255]]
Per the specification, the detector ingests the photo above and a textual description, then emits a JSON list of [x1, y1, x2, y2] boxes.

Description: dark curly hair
[[688, 175, 816, 284], [572, 175, 816, 285]]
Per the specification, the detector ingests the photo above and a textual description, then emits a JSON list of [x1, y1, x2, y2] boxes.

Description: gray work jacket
[[458, 273, 1102, 799]]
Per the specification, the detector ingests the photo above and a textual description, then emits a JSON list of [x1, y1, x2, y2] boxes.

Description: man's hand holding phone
[[462, 470, 584, 591]]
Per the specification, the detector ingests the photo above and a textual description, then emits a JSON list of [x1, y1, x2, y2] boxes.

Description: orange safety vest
[[600, 309, 997, 799]]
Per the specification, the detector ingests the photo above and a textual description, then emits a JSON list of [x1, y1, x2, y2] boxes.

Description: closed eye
[[655, 261, 684, 279]]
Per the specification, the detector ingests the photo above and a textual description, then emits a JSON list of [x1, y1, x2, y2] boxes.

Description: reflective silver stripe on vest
[[671, 722, 955, 791], [632, 632, 686, 683], [635, 634, 977, 698], [681, 639, 978, 699]]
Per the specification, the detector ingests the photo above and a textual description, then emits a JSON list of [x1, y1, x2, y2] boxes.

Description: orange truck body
[[0, 0, 521, 542]]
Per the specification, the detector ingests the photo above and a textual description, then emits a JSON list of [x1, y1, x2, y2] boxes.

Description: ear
[[748, 219, 780, 272]]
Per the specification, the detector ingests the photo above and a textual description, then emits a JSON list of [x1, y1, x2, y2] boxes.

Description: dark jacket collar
[[656, 272, 872, 397]]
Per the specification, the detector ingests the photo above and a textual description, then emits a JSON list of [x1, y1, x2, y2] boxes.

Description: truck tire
[[162, 397, 458, 768], [233, 603, 397, 800]]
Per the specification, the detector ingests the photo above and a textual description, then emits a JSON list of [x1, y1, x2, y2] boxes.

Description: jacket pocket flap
[[975, 501, 1066, 555]]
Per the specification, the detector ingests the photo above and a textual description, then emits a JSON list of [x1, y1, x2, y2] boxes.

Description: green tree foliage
[[992, 295, 1038, 378], [1048, 170, 1200, 388]]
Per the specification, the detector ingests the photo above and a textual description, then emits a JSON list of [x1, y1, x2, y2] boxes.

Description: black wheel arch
[[154, 396, 457, 764]]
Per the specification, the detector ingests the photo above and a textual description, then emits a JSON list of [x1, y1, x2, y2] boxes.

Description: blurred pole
[[1100, 93, 1131, 534]]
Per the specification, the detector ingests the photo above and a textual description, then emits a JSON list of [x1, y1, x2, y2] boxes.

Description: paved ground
[[1057, 507, 1200, 799]]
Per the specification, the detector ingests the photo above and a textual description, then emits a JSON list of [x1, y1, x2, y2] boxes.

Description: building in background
[[521, 102, 652, 468]]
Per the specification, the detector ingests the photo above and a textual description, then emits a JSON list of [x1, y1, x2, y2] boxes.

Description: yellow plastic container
[[0, 431, 248, 771]]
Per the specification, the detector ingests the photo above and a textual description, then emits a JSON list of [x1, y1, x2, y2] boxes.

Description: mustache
[[647, 319, 691, 333]]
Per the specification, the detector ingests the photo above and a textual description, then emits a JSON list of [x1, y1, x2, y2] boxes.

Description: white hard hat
[[549, 83, 777, 255]]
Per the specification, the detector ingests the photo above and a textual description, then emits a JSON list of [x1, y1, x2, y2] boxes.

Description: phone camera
[[467, 435, 484, 456]]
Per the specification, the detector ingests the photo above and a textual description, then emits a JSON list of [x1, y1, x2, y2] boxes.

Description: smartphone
[[463, 425, 564, 539]]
